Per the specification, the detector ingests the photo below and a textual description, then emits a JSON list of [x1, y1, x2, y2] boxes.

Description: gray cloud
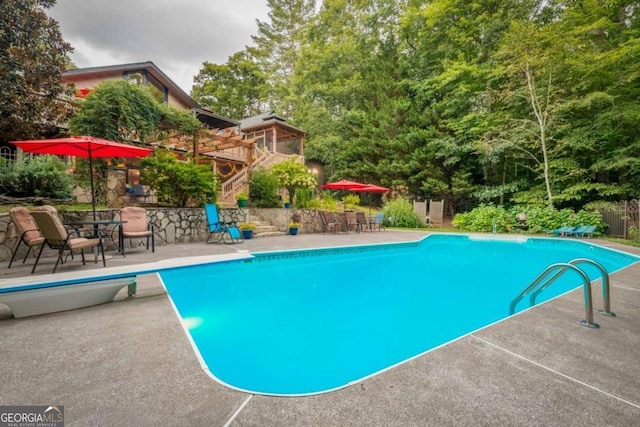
[[48, 0, 269, 92]]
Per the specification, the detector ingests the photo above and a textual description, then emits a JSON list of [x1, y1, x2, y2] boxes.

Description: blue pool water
[[159, 235, 638, 396]]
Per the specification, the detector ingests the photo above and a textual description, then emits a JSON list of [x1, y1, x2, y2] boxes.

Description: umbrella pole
[[88, 150, 97, 220]]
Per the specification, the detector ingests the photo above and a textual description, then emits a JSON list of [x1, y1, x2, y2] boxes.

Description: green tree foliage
[[142, 150, 218, 208], [195, 0, 640, 213], [249, 0, 316, 116], [191, 51, 266, 120], [69, 80, 203, 204], [249, 168, 281, 208], [0, 155, 71, 198], [0, 0, 74, 142], [270, 157, 317, 205], [298, 0, 408, 190], [70, 80, 201, 143]]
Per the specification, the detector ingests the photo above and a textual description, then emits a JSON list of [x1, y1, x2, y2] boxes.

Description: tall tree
[[298, 0, 408, 187], [191, 50, 266, 120], [400, 0, 539, 213], [0, 0, 74, 143], [249, 0, 316, 117]]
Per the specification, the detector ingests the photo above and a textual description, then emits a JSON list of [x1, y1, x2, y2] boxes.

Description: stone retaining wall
[[0, 207, 325, 262]]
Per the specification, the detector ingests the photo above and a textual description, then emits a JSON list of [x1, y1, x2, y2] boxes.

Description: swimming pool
[[159, 234, 639, 396]]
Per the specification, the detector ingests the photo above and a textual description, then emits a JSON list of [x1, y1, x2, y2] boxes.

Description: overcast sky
[[48, 0, 270, 94]]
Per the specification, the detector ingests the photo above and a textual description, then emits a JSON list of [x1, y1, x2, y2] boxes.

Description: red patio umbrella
[[350, 184, 391, 193], [350, 184, 391, 214], [321, 179, 368, 191], [11, 136, 153, 219]]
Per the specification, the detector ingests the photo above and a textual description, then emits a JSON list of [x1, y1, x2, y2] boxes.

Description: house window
[[0, 146, 16, 171], [127, 169, 141, 185], [124, 70, 168, 104]]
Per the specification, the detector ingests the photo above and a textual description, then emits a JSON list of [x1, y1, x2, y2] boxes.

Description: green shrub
[[249, 168, 281, 208], [453, 204, 605, 235], [142, 151, 217, 207], [452, 204, 514, 233], [319, 192, 338, 210], [382, 198, 423, 228], [342, 194, 360, 209], [270, 157, 317, 203], [0, 155, 72, 198], [295, 187, 314, 208]]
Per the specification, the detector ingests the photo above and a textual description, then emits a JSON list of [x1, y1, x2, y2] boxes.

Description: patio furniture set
[[7, 206, 154, 274]]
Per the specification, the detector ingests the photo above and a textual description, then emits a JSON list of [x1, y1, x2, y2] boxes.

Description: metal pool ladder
[[509, 258, 616, 328]]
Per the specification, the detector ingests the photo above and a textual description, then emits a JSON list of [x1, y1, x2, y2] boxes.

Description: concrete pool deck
[[0, 231, 639, 426]]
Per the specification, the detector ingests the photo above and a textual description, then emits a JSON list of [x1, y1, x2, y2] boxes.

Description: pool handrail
[[509, 262, 599, 328], [571, 258, 615, 316]]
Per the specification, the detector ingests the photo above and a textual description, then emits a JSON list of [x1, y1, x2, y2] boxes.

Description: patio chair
[[204, 203, 243, 244], [372, 213, 385, 231], [319, 211, 337, 234], [7, 207, 45, 268], [345, 211, 359, 232], [30, 210, 106, 274], [356, 211, 370, 232], [119, 207, 155, 256], [130, 184, 150, 204]]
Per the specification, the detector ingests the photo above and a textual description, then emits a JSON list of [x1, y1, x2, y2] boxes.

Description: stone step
[[253, 230, 288, 238]]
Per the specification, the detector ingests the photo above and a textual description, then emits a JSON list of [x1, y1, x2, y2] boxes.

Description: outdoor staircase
[[252, 219, 287, 238], [218, 146, 303, 206]]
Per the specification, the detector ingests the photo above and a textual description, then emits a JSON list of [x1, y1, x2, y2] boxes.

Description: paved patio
[[0, 231, 639, 426]]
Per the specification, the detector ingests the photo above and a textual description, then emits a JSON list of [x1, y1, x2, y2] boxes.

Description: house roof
[[62, 61, 237, 129], [239, 111, 306, 136], [63, 61, 198, 108], [194, 108, 238, 129]]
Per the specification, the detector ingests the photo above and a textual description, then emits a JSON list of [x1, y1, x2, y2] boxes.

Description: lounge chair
[[30, 210, 106, 274], [576, 225, 597, 238], [548, 226, 574, 236], [7, 207, 45, 268], [564, 225, 586, 237], [119, 207, 155, 256], [204, 203, 243, 244]]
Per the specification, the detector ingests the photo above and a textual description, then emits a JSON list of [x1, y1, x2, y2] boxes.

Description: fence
[[597, 199, 639, 238]]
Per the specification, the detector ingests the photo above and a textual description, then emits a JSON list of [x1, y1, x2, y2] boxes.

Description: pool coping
[[159, 234, 640, 398]]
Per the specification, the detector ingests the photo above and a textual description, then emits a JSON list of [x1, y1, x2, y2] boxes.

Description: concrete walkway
[[0, 232, 639, 426]]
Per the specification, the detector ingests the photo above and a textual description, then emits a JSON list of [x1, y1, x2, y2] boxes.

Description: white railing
[[219, 148, 304, 204]]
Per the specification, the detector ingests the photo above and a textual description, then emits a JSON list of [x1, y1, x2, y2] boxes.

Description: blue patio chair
[[567, 225, 588, 237], [204, 204, 243, 244], [547, 226, 574, 236], [373, 213, 385, 231], [576, 225, 597, 238]]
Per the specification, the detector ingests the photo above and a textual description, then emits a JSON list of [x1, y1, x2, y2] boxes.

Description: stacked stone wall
[[0, 207, 326, 262]]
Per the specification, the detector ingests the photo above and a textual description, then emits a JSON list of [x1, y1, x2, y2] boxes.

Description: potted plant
[[236, 192, 248, 208], [283, 197, 291, 209], [288, 212, 301, 235], [288, 222, 300, 235], [238, 222, 255, 239]]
